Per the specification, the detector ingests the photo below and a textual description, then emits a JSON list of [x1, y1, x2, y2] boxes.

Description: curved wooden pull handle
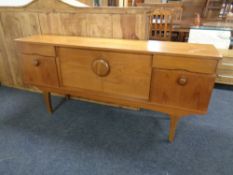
[[32, 59, 40, 67], [177, 76, 188, 86], [92, 59, 110, 77]]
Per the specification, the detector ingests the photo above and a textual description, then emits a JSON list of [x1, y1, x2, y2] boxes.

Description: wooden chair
[[148, 10, 173, 41], [223, 1, 233, 18], [202, 0, 224, 18]]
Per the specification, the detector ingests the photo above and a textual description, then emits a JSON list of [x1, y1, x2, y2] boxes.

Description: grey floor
[[0, 85, 233, 175]]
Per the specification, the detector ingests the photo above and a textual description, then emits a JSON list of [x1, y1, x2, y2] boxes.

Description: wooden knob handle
[[92, 59, 110, 77], [177, 76, 188, 86], [32, 59, 40, 67]]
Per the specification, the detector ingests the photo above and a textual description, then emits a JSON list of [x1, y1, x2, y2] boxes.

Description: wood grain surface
[[0, 0, 150, 87], [57, 47, 152, 100], [16, 35, 221, 59]]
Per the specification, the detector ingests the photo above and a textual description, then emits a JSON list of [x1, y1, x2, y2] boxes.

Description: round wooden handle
[[177, 76, 188, 86], [32, 59, 40, 67], [92, 59, 110, 77]]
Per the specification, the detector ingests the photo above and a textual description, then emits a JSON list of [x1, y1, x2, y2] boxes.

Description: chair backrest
[[148, 10, 173, 41], [202, 0, 223, 18], [143, 2, 183, 20]]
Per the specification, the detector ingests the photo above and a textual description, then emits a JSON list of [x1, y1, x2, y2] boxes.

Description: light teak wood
[[0, 0, 149, 88], [16, 35, 221, 142], [92, 59, 110, 77], [17, 43, 55, 57], [0, 0, 224, 88], [22, 54, 59, 87], [15, 35, 221, 58], [150, 69, 216, 112], [153, 55, 218, 74], [57, 47, 152, 100]]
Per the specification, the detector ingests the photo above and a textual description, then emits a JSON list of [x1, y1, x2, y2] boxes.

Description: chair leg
[[169, 115, 180, 143], [43, 92, 53, 113]]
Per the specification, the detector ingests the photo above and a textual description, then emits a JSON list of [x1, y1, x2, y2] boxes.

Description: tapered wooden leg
[[169, 115, 180, 143], [43, 92, 53, 113]]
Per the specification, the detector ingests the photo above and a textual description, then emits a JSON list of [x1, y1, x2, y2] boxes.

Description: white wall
[[0, 0, 33, 7], [0, 0, 88, 7]]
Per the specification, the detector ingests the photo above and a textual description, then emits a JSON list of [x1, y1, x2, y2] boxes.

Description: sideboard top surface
[[15, 35, 221, 59]]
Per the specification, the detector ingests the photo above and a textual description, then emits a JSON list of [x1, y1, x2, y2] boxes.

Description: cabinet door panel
[[22, 54, 59, 87], [150, 69, 215, 112], [58, 48, 152, 100]]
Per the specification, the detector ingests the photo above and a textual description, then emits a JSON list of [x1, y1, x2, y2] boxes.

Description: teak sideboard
[[15, 35, 221, 142]]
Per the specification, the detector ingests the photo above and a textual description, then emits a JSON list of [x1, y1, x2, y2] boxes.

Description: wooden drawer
[[218, 68, 233, 76], [216, 56, 233, 85], [22, 54, 59, 87], [217, 57, 233, 70], [153, 55, 218, 74], [57, 48, 152, 100], [216, 68, 233, 85], [150, 69, 215, 112], [17, 43, 55, 57], [216, 75, 233, 85]]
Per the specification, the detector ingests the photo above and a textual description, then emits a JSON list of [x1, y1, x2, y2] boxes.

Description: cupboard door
[[150, 69, 215, 112], [57, 48, 152, 100], [22, 54, 59, 87]]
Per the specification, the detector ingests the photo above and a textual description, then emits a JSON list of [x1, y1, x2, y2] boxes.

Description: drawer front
[[150, 69, 215, 112], [17, 43, 55, 57], [216, 74, 233, 85], [217, 58, 233, 70], [153, 55, 218, 74], [216, 68, 233, 85], [218, 68, 233, 76], [58, 48, 152, 100], [22, 54, 59, 87]]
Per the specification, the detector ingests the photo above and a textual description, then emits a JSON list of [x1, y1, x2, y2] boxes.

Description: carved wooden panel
[[0, 21, 13, 85], [0, 12, 41, 86], [0, 0, 183, 88], [112, 14, 147, 40], [86, 14, 112, 38], [38, 13, 87, 36]]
